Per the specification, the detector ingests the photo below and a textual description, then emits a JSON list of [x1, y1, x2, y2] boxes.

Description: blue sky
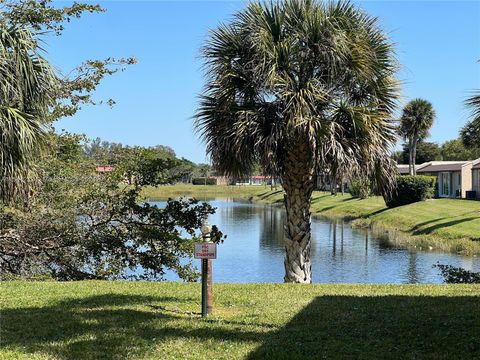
[[49, 1, 480, 163]]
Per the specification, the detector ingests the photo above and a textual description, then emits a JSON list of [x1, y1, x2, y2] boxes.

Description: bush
[[435, 264, 480, 284], [385, 175, 436, 208], [192, 177, 217, 185], [350, 179, 371, 199]]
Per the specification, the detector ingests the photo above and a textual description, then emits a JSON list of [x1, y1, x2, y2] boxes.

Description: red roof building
[[96, 166, 114, 173]]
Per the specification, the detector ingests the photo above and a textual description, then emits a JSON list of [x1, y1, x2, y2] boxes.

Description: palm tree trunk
[[282, 141, 315, 283], [330, 176, 337, 195], [412, 139, 417, 176], [408, 140, 414, 176]]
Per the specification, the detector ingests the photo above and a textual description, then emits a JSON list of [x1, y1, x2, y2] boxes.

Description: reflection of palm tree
[[331, 221, 337, 256], [259, 205, 285, 248], [340, 221, 344, 256], [406, 252, 418, 283], [258, 205, 318, 257], [365, 232, 369, 254]]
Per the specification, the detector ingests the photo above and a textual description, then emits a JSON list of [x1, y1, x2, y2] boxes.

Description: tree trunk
[[330, 176, 337, 196], [412, 139, 417, 176], [282, 140, 315, 283], [408, 140, 414, 176]]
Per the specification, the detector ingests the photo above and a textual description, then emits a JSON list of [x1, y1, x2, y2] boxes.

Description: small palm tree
[[399, 99, 435, 175], [461, 92, 480, 148], [0, 24, 56, 202], [195, 0, 399, 283]]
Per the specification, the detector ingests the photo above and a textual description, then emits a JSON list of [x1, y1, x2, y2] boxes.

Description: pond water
[[154, 199, 480, 284]]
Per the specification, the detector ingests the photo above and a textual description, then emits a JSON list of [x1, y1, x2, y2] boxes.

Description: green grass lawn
[[1, 281, 479, 359], [143, 185, 480, 254], [141, 185, 270, 201]]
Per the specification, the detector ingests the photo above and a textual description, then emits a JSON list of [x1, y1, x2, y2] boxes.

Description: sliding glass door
[[439, 172, 450, 197]]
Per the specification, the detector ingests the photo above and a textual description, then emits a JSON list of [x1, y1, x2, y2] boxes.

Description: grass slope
[[1, 281, 479, 359], [142, 185, 269, 201], [143, 185, 480, 254]]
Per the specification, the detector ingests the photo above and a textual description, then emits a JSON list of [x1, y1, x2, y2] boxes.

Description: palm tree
[[195, 0, 399, 283], [461, 92, 480, 148], [399, 99, 435, 175], [0, 24, 56, 202]]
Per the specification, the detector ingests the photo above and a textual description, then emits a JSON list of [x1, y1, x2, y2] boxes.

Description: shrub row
[[350, 179, 371, 199], [385, 175, 436, 208]]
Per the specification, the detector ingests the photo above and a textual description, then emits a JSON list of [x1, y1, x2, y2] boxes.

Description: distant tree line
[[392, 138, 480, 165], [82, 137, 216, 185]]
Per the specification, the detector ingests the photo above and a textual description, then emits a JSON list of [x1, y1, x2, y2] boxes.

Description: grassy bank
[[143, 185, 480, 255], [142, 184, 270, 201], [2, 281, 479, 359]]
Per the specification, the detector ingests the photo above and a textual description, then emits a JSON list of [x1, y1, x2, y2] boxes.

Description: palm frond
[[0, 23, 57, 202], [195, 0, 399, 193], [461, 91, 480, 147]]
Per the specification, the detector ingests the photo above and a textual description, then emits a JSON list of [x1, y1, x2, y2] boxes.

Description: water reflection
[[258, 204, 284, 250], [153, 199, 480, 284]]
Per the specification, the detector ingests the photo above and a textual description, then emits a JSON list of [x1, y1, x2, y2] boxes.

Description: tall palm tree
[[461, 92, 480, 148], [399, 99, 435, 176], [0, 23, 56, 202], [195, 0, 399, 283]]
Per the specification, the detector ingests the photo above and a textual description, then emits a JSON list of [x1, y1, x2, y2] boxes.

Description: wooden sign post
[[195, 224, 216, 317]]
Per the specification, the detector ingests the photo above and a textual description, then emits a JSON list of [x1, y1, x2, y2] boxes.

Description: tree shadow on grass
[[311, 194, 335, 204], [367, 207, 389, 217], [257, 190, 283, 201], [412, 217, 479, 235], [3, 293, 479, 359], [0, 294, 263, 360], [409, 217, 446, 232], [247, 295, 480, 359]]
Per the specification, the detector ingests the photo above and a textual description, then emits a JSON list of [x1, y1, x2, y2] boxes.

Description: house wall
[[461, 163, 473, 198], [214, 176, 231, 185]]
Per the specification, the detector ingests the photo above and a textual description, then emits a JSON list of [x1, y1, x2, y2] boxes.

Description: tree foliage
[[112, 147, 179, 187], [441, 139, 480, 161], [1, 0, 103, 34], [0, 133, 225, 281], [461, 92, 480, 148], [0, 23, 56, 201], [82, 139, 205, 184], [435, 264, 480, 284], [398, 141, 441, 164], [196, 0, 399, 193], [0, 1, 135, 203]]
